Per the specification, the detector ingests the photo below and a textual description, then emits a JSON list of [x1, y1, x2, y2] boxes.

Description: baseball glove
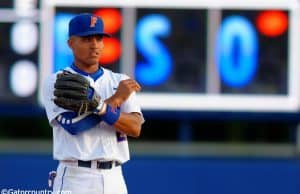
[[53, 70, 101, 115]]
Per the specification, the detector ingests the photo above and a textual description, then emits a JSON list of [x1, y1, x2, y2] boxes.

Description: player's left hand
[[53, 70, 102, 115]]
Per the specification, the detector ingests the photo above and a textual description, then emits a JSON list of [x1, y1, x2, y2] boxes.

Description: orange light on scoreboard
[[256, 10, 288, 37], [94, 8, 122, 65]]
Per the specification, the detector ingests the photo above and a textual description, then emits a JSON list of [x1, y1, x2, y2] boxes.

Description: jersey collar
[[70, 63, 104, 81]]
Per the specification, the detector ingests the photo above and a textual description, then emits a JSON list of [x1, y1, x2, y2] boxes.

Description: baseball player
[[42, 13, 144, 194]]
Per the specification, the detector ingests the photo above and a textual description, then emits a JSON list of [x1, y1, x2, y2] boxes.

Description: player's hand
[[106, 79, 141, 107]]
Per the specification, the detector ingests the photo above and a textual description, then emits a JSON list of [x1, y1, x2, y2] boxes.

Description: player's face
[[68, 35, 104, 68]]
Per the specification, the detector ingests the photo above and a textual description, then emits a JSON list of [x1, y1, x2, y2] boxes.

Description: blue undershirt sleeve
[[55, 112, 102, 135]]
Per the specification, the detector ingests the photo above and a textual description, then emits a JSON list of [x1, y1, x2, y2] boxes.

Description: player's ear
[[68, 37, 74, 49]]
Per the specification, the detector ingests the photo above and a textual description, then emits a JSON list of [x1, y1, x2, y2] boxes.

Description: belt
[[78, 160, 121, 169]]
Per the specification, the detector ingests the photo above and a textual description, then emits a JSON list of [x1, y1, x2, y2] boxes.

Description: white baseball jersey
[[42, 66, 143, 163]]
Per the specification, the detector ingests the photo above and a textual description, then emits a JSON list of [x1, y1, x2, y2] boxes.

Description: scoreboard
[[0, 0, 39, 108], [39, 0, 300, 113], [0, 0, 297, 114]]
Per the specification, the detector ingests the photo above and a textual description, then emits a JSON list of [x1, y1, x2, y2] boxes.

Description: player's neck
[[74, 62, 99, 74]]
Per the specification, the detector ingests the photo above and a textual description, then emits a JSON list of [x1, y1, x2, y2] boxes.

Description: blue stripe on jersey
[[70, 63, 103, 81], [56, 112, 102, 135]]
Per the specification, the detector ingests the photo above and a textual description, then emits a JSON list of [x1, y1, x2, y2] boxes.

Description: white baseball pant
[[52, 161, 128, 194]]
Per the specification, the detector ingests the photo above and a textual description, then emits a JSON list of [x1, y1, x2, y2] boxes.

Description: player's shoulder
[[102, 67, 130, 82], [44, 67, 73, 86], [44, 72, 57, 86]]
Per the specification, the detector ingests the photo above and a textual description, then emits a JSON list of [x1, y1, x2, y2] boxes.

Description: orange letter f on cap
[[90, 16, 97, 27]]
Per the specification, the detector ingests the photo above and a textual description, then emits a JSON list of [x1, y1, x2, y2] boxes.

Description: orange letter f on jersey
[[90, 16, 97, 27]]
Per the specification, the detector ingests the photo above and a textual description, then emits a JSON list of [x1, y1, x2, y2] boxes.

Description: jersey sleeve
[[42, 73, 68, 124], [119, 75, 145, 123], [121, 92, 142, 114]]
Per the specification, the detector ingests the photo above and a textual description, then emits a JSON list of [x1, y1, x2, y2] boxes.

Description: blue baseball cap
[[68, 13, 111, 37]]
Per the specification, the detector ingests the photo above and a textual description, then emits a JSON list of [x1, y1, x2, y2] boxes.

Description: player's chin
[[86, 57, 99, 65]]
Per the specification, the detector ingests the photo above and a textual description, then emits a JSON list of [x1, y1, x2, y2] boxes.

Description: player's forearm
[[113, 112, 142, 137], [104, 94, 125, 108], [95, 102, 142, 137]]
